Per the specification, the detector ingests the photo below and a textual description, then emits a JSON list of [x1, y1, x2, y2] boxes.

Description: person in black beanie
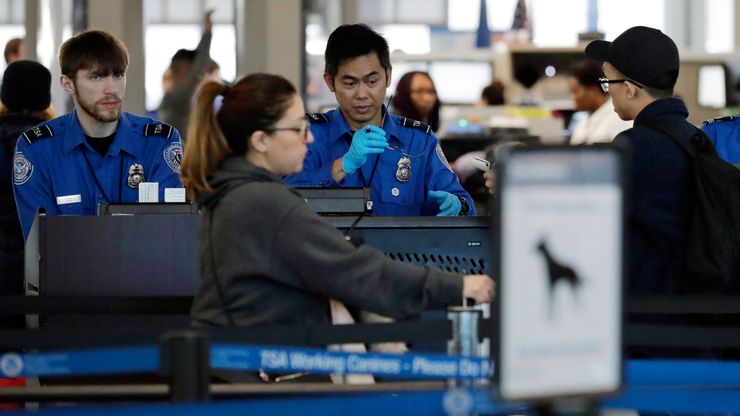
[[0, 60, 55, 324]]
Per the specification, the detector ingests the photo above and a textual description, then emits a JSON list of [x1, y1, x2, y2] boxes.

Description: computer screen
[[388, 61, 430, 96], [429, 61, 493, 104], [698, 64, 727, 108], [493, 145, 624, 402]]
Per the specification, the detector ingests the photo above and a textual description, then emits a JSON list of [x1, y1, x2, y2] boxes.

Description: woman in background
[[391, 71, 441, 132]]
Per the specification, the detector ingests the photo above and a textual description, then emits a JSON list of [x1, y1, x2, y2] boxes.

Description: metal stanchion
[[159, 331, 210, 402], [447, 306, 483, 388]]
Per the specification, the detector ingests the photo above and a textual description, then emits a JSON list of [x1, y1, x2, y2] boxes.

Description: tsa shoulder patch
[[13, 152, 34, 185], [21, 125, 54, 144], [163, 142, 183, 173], [703, 114, 738, 125], [400, 117, 432, 134], [305, 112, 329, 123], [435, 143, 452, 171], [144, 122, 174, 139]]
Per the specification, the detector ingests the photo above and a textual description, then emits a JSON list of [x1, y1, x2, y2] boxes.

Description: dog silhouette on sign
[[535, 239, 582, 318]]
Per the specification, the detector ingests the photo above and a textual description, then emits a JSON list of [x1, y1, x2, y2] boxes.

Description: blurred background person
[[158, 10, 217, 140], [3, 38, 23, 65], [391, 71, 441, 132], [0, 60, 55, 323], [477, 80, 506, 106], [568, 59, 632, 145]]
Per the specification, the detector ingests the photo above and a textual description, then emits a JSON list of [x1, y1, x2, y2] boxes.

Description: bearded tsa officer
[[284, 24, 474, 216], [13, 31, 183, 240]]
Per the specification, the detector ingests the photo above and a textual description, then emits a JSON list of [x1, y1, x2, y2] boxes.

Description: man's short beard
[[74, 88, 121, 123]]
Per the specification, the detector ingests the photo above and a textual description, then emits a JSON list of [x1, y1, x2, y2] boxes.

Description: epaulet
[[305, 112, 329, 123], [399, 117, 432, 134], [703, 114, 738, 125], [143, 122, 175, 139], [21, 125, 54, 144]]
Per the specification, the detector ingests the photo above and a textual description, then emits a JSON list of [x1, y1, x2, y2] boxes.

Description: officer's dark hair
[[181, 73, 296, 197], [170, 49, 197, 77], [569, 60, 606, 95], [59, 30, 128, 80], [392, 71, 440, 132], [324, 23, 391, 81]]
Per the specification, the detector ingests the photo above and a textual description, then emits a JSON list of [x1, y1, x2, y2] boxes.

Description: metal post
[[447, 306, 482, 387], [160, 331, 210, 402]]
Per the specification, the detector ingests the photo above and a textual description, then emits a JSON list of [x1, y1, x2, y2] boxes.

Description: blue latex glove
[[342, 125, 388, 174], [428, 190, 462, 216]]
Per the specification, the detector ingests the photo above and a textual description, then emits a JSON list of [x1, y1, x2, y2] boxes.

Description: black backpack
[[643, 121, 740, 293]]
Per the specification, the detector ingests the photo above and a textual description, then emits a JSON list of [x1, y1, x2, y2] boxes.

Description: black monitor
[[97, 203, 199, 215], [294, 187, 372, 216], [328, 216, 490, 275]]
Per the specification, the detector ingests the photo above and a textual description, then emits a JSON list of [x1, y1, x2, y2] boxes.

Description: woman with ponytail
[[181, 73, 493, 336]]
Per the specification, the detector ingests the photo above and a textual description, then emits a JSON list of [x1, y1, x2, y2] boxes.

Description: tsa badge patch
[[127, 163, 145, 188], [0, 352, 23, 378], [396, 157, 411, 182], [13, 153, 33, 185], [435, 144, 452, 171], [163, 142, 183, 173]]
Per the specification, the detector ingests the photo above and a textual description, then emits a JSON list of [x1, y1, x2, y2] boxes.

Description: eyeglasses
[[266, 121, 310, 142], [598, 77, 644, 93], [387, 139, 430, 159], [410, 88, 436, 96]]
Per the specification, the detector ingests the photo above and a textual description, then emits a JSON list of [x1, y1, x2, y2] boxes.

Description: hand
[[204, 9, 214, 32], [342, 124, 387, 174], [483, 170, 495, 194], [428, 190, 461, 216], [462, 274, 495, 305]]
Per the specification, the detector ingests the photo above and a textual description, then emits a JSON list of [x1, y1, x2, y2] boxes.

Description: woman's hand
[[462, 274, 495, 305]]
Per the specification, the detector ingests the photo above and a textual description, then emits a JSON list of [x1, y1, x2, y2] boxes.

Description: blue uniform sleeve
[[284, 126, 342, 187], [150, 131, 184, 201], [700, 122, 718, 144], [423, 139, 476, 216], [12, 138, 61, 240], [702, 120, 740, 165], [284, 148, 338, 187]]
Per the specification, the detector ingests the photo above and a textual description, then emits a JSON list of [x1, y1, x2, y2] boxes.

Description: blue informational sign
[[0, 346, 159, 378], [0, 343, 493, 380], [211, 344, 493, 380]]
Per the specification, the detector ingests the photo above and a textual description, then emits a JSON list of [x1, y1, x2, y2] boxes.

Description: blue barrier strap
[[3, 386, 740, 416], [0, 346, 159, 378], [604, 386, 740, 414], [211, 343, 493, 380], [626, 359, 740, 386]]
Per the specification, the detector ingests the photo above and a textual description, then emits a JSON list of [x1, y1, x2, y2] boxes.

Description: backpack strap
[[639, 120, 710, 159]]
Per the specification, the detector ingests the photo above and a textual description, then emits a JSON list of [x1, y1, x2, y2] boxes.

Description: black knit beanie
[[1, 60, 52, 113]]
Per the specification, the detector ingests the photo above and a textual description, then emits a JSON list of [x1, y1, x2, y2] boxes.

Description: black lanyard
[[81, 150, 124, 204]]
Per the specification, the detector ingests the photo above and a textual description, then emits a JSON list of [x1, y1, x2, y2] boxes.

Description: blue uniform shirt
[[701, 114, 740, 165], [285, 107, 475, 216], [13, 111, 184, 239]]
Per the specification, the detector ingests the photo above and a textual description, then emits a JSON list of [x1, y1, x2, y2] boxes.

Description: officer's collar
[[330, 105, 401, 145], [63, 110, 141, 158]]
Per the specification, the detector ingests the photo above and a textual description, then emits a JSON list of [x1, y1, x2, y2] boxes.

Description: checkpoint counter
[[22, 211, 492, 330]]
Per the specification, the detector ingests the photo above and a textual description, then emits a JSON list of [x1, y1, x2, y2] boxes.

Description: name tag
[[56, 194, 81, 205], [138, 182, 159, 203], [164, 188, 186, 203]]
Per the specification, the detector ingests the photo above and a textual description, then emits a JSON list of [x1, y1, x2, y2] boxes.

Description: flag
[[587, 0, 599, 32], [511, 0, 528, 30], [476, 0, 491, 48]]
